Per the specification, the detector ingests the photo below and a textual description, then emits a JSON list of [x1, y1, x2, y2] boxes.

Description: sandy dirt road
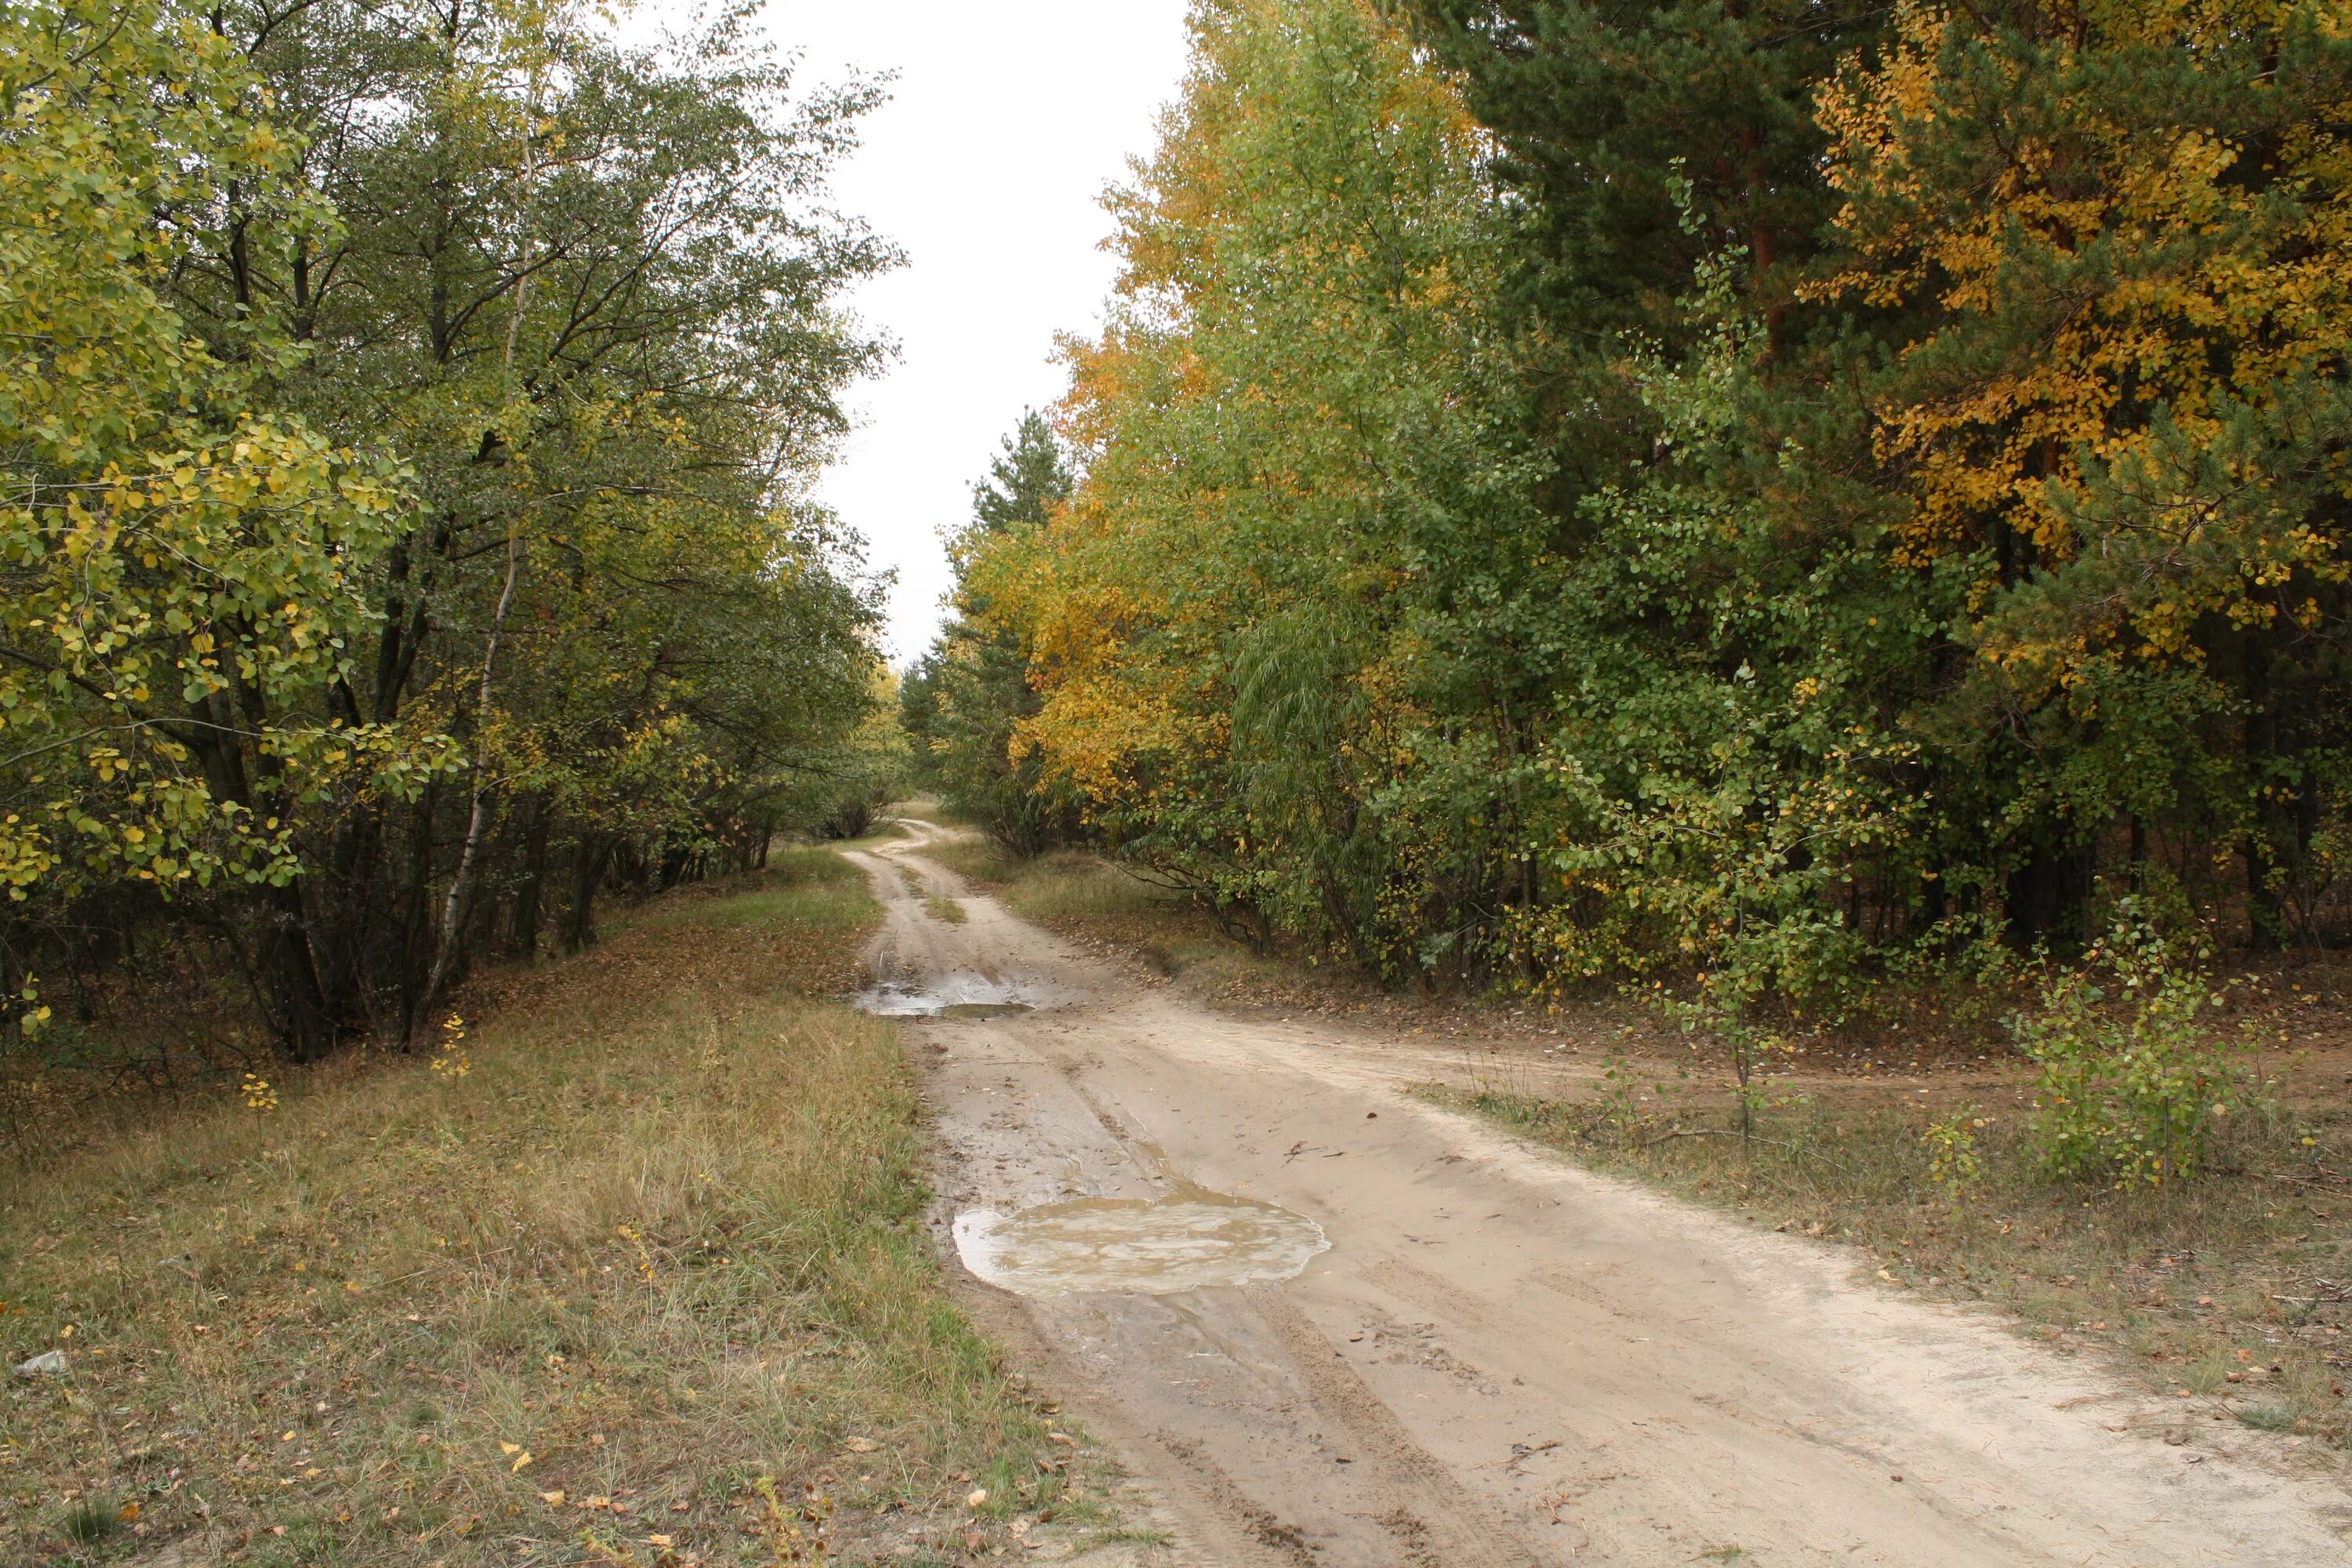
[[846, 823, 2352, 1566]]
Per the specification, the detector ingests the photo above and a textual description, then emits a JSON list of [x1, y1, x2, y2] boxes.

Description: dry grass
[[926, 843, 1372, 1003], [921, 844, 1153, 921], [1441, 1071, 2352, 1457], [0, 851, 1093, 1566]]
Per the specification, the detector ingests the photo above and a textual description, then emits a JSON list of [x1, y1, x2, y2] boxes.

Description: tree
[[1811, 0, 2352, 948], [3, 0, 897, 1061], [906, 412, 1083, 855], [0, 0, 426, 1045], [150, 0, 900, 1050]]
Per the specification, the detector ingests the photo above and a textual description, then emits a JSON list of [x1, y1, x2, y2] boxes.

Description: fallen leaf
[[539, 1490, 567, 1505], [510, 1450, 533, 1472], [845, 1436, 880, 1453], [966, 1488, 989, 1508]]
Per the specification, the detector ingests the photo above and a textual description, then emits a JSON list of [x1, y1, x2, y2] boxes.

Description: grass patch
[[623, 843, 875, 938], [927, 835, 1402, 1010], [1443, 1080, 2352, 1452], [0, 856, 1103, 1565], [988, 855, 1177, 924], [924, 896, 968, 925]]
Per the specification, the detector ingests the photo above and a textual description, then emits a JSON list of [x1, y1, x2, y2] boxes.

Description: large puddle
[[954, 1186, 1330, 1297], [855, 978, 1042, 1019]]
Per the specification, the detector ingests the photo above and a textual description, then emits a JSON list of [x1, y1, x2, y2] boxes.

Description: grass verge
[[1438, 1076, 2352, 1455], [924, 841, 1367, 1004], [2, 848, 1094, 1566]]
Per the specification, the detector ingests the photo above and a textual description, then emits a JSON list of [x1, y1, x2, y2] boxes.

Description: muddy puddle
[[857, 968, 1083, 1018], [856, 978, 1041, 1018], [954, 1186, 1330, 1297]]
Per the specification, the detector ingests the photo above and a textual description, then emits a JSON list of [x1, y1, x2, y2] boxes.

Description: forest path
[[845, 822, 2352, 1567]]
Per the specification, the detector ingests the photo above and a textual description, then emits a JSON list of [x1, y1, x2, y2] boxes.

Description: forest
[[9, 0, 2350, 1141], [11, 2, 2352, 1560], [911, 0, 2352, 1024], [2, 0, 903, 1085]]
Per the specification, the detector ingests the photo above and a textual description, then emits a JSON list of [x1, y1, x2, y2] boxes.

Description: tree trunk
[[509, 796, 553, 959], [562, 834, 613, 954]]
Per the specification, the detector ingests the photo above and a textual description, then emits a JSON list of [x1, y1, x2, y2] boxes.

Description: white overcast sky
[[762, 1, 1196, 662]]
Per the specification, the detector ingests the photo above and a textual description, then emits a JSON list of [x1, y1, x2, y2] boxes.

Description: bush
[[2012, 908, 2246, 1187]]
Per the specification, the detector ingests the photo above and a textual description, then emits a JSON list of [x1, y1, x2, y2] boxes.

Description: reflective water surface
[[855, 978, 1043, 1018], [954, 1186, 1330, 1297]]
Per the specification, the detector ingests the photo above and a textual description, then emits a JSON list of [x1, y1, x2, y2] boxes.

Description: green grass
[[1442, 1078, 2352, 1451], [924, 842, 1174, 923], [0, 855, 1107, 1564], [924, 895, 969, 925], [623, 843, 876, 936], [989, 854, 1178, 924]]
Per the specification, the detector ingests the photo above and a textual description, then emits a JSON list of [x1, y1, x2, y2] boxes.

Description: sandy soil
[[846, 822, 2352, 1566]]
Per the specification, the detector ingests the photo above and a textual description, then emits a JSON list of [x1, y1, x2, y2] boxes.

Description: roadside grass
[[926, 844, 1172, 925], [622, 842, 876, 937], [927, 841, 1371, 1002], [1439, 1077, 2352, 1454], [922, 897, 968, 926], [0, 854, 1094, 1566]]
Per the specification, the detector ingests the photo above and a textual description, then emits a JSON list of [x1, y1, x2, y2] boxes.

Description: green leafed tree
[[0, 0, 431, 1043], [3, 0, 897, 1063], [903, 412, 1083, 855]]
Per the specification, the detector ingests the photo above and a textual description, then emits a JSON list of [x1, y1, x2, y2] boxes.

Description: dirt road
[[847, 823, 2352, 1566]]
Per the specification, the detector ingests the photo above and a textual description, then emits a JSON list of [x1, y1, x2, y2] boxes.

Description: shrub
[[2012, 908, 2245, 1186], [1921, 1107, 1986, 1204]]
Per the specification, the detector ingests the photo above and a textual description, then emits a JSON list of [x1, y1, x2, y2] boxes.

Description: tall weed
[[2012, 908, 2248, 1186]]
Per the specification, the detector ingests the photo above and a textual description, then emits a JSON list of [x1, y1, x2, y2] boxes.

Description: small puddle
[[953, 1186, 1329, 1297]]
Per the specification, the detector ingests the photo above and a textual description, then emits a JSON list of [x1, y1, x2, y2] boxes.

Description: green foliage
[[0, 0, 436, 1036], [925, 0, 2352, 1058], [1, 0, 895, 1058], [2013, 909, 2249, 1187], [1922, 1109, 1986, 1206], [903, 412, 1081, 855]]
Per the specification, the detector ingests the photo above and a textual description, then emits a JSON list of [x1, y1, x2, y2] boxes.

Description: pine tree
[[906, 414, 1082, 854]]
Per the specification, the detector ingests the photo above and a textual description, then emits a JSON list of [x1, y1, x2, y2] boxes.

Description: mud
[[955, 1188, 1330, 1297], [853, 819, 2352, 1567], [855, 979, 1038, 1019]]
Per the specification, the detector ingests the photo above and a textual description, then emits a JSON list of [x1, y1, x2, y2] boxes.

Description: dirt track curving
[[847, 822, 2352, 1566]]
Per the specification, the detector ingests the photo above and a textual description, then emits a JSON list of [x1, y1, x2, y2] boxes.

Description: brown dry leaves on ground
[[0, 846, 1094, 1566]]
